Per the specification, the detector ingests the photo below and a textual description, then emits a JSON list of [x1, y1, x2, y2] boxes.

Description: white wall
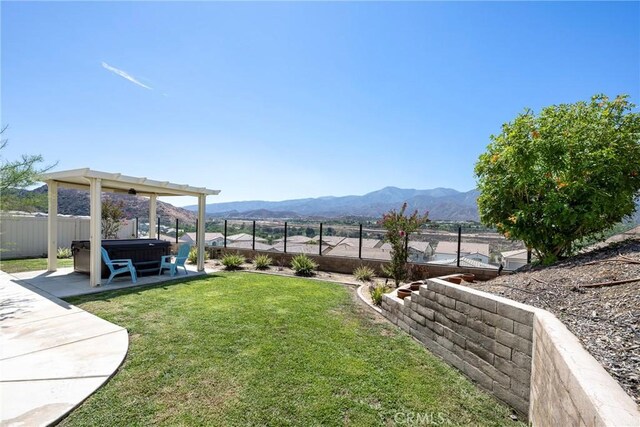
[[0, 213, 136, 259], [505, 258, 527, 271]]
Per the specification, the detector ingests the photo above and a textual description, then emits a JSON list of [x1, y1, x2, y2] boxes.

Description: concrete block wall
[[381, 277, 534, 417], [531, 310, 639, 426], [381, 277, 640, 425]]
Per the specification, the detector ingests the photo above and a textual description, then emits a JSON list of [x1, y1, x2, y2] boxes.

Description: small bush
[[187, 247, 210, 264], [369, 283, 390, 306], [408, 263, 429, 281], [290, 254, 318, 276], [353, 265, 375, 282], [221, 253, 245, 270], [253, 254, 273, 270], [57, 247, 72, 259]]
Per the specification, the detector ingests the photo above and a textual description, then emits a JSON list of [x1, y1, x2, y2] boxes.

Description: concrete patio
[[8, 265, 209, 299], [0, 267, 214, 426]]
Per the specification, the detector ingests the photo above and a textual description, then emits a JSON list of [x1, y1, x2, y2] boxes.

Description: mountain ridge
[[184, 186, 482, 220]]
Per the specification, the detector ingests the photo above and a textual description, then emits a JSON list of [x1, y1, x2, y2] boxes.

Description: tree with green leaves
[[102, 199, 125, 239], [0, 126, 56, 211], [380, 203, 429, 287], [475, 94, 640, 264]]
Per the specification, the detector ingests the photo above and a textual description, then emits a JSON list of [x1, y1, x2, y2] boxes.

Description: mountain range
[[13, 185, 640, 224], [184, 187, 482, 221]]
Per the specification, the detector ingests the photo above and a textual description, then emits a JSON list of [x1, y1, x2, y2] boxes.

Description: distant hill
[[16, 185, 640, 224], [29, 185, 197, 224], [185, 187, 482, 220]]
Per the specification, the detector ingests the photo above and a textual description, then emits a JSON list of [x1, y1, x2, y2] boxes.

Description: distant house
[[272, 242, 324, 255], [501, 249, 529, 271], [180, 232, 224, 247], [433, 241, 490, 264], [408, 241, 435, 263], [379, 241, 434, 263], [335, 237, 383, 249], [225, 241, 275, 251], [325, 245, 391, 261], [317, 236, 346, 247], [226, 233, 267, 245], [274, 235, 316, 245], [429, 256, 498, 270]]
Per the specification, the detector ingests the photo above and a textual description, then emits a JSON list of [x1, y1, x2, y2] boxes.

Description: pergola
[[41, 168, 220, 287]]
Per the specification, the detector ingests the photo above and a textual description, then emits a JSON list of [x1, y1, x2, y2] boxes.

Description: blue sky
[[2, 1, 639, 206]]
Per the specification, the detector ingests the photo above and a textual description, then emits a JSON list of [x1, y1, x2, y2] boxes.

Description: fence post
[[135, 217, 139, 238], [319, 223, 323, 256], [358, 223, 363, 259], [224, 220, 227, 248], [157, 217, 161, 241], [175, 218, 179, 244], [284, 222, 288, 253], [252, 220, 256, 251], [456, 226, 462, 267]]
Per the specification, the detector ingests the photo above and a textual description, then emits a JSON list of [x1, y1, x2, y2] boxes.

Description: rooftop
[[435, 241, 490, 257]]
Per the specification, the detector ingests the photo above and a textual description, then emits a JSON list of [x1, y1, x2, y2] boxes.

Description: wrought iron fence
[[149, 218, 530, 271]]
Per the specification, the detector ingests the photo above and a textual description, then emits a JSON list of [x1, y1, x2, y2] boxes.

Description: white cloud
[[101, 62, 153, 90]]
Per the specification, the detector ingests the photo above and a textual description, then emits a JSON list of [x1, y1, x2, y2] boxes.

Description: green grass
[[62, 273, 520, 426], [0, 257, 73, 273]]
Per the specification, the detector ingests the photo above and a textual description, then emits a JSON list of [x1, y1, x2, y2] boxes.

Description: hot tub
[[71, 239, 172, 278]]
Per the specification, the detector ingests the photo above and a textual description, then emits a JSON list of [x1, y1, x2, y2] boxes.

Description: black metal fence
[[133, 217, 530, 271]]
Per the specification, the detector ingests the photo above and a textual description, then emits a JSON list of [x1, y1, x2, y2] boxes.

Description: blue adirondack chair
[[159, 244, 191, 277], [101, 247, 138, 285]]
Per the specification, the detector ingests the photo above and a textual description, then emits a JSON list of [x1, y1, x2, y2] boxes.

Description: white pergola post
[[47, 181, 58, 272], [89, 178, 102, 287], [40, 169, 220, 284], [197, 194, 206, 271], [149, 194, 157, 239]]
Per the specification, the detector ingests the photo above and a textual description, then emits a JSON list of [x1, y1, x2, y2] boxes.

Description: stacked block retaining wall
[[382, 277, 639, 425]]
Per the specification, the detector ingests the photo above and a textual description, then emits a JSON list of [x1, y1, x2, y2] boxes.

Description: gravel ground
[[472, 238, 640, 406]]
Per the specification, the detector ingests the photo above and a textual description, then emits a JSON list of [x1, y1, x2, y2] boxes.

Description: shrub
[[369, 283, 390, 307], [475, 94, 640, 264], [408, 264, 429, 281], [290, 254, 318, 276], [253, 254, 273, 270], [57, 247, 72, 259], [101, 199, 124, 239], [221, 253, 245, 270], [187, 247, 210, 264], [353, 265, 375, 282], [380, 203, 429, 287]]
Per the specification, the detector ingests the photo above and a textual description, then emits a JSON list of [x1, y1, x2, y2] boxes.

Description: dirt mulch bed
[[471, 239, 640, 406], [205, 259, 363, 285]]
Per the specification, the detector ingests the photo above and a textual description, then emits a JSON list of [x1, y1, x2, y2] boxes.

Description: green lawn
[[62, 273, 520, 426], [0, 257, 73, 273]]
